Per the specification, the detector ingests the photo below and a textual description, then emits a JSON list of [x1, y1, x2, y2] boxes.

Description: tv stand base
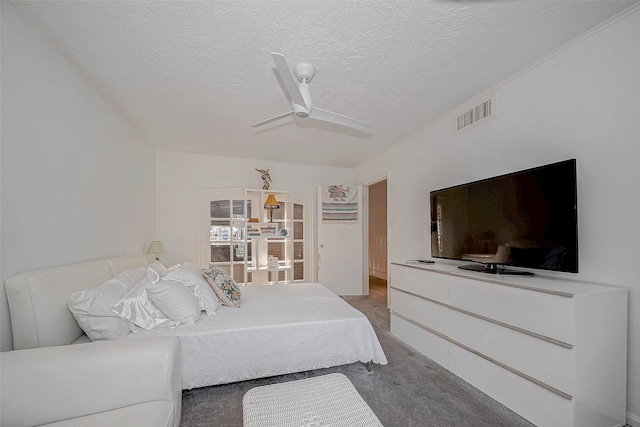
[[458, 263, 534, 276]]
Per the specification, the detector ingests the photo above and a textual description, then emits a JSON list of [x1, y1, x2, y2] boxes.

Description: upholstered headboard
[[5, 255, 148, 350]]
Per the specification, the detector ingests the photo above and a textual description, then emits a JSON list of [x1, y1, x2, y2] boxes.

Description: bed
[[5, 255, 387, 390]]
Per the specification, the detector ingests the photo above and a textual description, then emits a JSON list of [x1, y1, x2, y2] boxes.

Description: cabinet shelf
[[247, 223, 278, 237], [247, 265, 293, 272]]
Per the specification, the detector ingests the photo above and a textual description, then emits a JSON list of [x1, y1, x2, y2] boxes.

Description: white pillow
[[162, 265, 222, 315], [68, 266, 147, 341], [112, 269, 179, 331], [147, 279, 202, 325]]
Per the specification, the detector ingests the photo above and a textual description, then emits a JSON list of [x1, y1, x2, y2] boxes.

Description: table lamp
[[146, 240, 167, 261], [264, 194, 280, 223]]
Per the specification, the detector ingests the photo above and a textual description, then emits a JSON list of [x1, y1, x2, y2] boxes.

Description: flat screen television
[[430, 159, 577, 275]]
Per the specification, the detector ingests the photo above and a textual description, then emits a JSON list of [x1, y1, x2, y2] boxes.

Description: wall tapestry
[[322, 185, 358, 222]]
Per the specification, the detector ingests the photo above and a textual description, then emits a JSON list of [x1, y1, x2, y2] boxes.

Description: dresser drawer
[[390, 264, 448, 304], [449, 343, 573, 427], [391, 313, 448, 369], [448, 275, 574, 344], [390, 288, 448, 336], [448, 308, 574, 395]]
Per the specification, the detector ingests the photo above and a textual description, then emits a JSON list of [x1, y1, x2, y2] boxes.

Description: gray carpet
[[180, 279, 535, 426]]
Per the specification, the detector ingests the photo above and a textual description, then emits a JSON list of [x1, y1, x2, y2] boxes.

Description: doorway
[[367, 179, 387, 301]]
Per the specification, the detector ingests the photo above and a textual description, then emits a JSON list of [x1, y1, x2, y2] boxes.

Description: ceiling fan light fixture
[[293, 103, 309, 117]]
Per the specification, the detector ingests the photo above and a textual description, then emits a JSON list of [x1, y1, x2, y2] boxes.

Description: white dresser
[[389, 262, 628, 427]]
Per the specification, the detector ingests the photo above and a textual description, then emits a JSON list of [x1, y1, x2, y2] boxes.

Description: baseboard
[[627, 411, 640, 427], [368, 270, 386, 280]]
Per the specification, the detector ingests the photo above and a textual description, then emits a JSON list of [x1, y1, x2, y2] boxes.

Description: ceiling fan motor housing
[[294, 63, 316, 83]]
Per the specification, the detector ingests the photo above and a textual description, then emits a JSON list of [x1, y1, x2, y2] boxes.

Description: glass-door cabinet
[[197, 188, 300, 285], [197, 189, 251, 284]]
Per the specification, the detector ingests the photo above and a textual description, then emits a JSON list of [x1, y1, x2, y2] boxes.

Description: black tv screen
[[430, 159, 577, 274]]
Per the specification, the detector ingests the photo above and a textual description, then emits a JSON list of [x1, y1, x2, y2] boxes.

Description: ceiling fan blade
[[251, 111, 295, 128], [310, 108, 373, 133], [271, 52, 308, 109]]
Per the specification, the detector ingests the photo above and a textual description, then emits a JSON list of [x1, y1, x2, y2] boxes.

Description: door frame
[[362, 172, 389, 296]]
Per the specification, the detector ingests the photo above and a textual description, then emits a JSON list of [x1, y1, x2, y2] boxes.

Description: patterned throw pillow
[[202, 267, 241, 308]]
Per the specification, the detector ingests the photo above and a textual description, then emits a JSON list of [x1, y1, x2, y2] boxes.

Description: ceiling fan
[[251, 52, 373, 133]]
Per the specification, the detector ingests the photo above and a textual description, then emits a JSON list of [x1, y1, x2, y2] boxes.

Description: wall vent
[[453, 94, 495, 135]]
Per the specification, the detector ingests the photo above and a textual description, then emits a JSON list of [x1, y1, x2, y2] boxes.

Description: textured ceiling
[[13, 1, 638, 167]]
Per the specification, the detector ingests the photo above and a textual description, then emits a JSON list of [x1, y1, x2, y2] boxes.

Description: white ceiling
[[14, 1, 638, 167]]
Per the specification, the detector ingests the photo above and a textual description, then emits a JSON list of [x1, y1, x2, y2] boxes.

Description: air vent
[[453, 94, 495, 135]]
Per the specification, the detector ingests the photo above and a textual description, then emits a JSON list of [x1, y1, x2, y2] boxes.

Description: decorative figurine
[[256, 168, 271, 190]]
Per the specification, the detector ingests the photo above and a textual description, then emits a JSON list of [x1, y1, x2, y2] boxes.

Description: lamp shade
[[264, 194, 280, 209], [146, 240, 167, 255]]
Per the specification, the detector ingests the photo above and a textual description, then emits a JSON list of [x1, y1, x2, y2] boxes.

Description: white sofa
[[0, 336, 181, 427], [3, 255, 182, 427]]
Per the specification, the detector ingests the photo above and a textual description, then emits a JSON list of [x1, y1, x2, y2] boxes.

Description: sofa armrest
[[1, 336, 181, 427]]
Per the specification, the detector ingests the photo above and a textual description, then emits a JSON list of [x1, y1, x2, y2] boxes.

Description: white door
[[316, 185, 363, 295]]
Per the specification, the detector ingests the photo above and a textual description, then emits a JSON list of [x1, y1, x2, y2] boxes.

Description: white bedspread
[[122, 283, 387, 389]]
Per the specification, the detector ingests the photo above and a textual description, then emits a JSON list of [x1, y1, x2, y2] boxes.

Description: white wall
[[155, 150, 353, 285], [355, 8, 640, 424], [0, 4, 156, 351]]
